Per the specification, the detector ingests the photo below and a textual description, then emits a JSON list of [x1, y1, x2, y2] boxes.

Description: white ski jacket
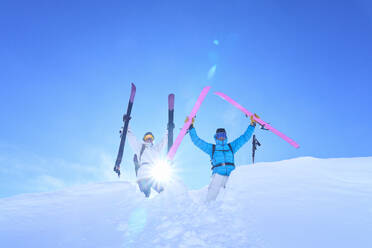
[[127, 128, 168, 181]]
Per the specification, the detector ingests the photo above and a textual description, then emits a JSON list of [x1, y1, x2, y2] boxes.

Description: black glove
[[123, 114, 131, 122], [188, 124, 194, 131]]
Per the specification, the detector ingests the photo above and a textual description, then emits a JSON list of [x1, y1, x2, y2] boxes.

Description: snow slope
[[1, 157, 372, 248]]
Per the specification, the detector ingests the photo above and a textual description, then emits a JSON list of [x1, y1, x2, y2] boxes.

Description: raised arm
[[127, 127, 142, 155], [154, 130, 168, 153], [229, 124, 255, 153], [188, 125, 213, 155]]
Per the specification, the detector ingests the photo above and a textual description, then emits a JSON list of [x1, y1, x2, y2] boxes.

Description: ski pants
[[206, 173, 229, 202], [137, 178, 164, 198]]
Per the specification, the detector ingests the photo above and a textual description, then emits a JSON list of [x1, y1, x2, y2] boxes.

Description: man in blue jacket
[[187, 115, 257, 202]]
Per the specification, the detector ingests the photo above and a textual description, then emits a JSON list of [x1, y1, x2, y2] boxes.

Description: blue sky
[[1, 0, 372, 197]]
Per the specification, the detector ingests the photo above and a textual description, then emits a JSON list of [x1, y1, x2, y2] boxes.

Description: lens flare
[[150, 159, 173, 184], [208, 64, 217, 80]]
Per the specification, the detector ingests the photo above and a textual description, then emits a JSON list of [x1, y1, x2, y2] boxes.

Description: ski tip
[[200, 86, 212, 95], [168, 94, 175, 110], [131, 83, 136, 92], [130, 83, 136, 102]]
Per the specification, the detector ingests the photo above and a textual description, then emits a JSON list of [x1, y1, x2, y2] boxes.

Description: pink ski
[[167, 86, 211, 160], [214, 92, 300, 149]]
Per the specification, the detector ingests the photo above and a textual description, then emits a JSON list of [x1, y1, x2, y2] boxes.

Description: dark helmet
[[215, 128, 227, 140], [216, 128, 226, 134], [143, 132, 154, 141]]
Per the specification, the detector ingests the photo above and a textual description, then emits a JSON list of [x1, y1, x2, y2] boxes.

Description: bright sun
[[150, 159, 173, 184]]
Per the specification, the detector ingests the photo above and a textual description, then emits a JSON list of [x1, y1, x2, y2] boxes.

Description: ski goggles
[[143, 134, 154, 141], [215, 132, 227, 140]]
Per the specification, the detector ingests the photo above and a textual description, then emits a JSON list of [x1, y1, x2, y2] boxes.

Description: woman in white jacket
[[127, 128, 168, 197]]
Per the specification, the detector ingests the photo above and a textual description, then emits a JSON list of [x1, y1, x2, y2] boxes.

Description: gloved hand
[[123, 114, 131, 122], [185, 116, 195, 124], [250, 113, 260, 126], [185, 116, 195, 131]]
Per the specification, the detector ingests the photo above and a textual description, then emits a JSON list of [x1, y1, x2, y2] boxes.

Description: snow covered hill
[[1, 157, 372, 248]]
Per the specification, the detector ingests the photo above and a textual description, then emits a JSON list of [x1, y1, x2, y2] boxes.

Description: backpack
[[133, 144, 146, 176]]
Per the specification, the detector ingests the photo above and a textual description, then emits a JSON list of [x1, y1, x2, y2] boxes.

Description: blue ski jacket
[[189, 124, 255, 176]]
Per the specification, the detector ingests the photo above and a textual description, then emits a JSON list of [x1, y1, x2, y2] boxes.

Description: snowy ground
[[1, 157, 372, 248]]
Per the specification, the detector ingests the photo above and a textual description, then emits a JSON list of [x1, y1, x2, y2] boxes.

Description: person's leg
[[218, 175, 230, 200], [138, 179, 151, 198], [152, 182, 164, 194], [206, 174, 228, 202], [222, 175, 229, 188]]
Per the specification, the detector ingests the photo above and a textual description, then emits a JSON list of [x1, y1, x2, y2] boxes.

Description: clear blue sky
[[1, 0, 372, 197]]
